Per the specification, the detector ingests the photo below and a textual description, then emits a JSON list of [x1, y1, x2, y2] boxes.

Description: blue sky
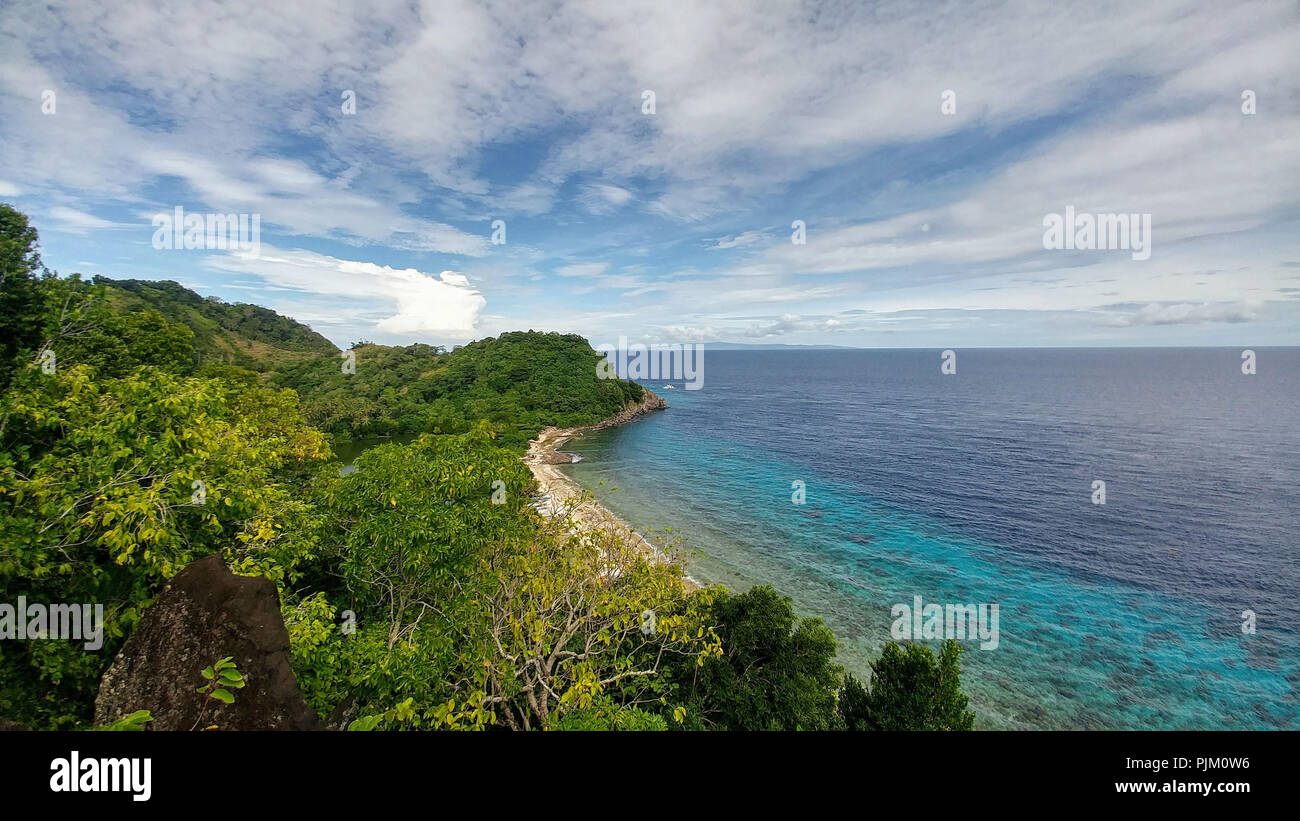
[[1, 0, 1297, 349]]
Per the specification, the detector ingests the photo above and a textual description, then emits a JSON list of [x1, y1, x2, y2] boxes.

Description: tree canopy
[[0, 205, 977, 731]]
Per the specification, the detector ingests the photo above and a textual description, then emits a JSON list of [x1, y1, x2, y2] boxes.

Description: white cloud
[[12, 0, 1290, 225], [2, 0, 1297, 347], [579, 183, 634, 214], [203, 245, 486, 341], [555, 262, 610, 278], [661, 324, 722, 341], [1100, 301, 1262, 326], [707, 230, 766, 250], [46, 206, 120, 233], [375, 268, 485, 335]]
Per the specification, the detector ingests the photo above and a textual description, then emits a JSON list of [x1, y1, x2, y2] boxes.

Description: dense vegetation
[[272, 332, 644, 447], [0, 205, 976, 731], [96, 277, 338, 371], [90, 275, 644, 448]]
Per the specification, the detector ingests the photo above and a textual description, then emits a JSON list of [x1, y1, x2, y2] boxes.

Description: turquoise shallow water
[[559, 349, 1299, 730]]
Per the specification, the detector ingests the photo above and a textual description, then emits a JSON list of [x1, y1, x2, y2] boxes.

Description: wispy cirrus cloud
[[1099, 301, 1263, 327], [555, 262, 610, 278], [1, 0, 1296, 347]]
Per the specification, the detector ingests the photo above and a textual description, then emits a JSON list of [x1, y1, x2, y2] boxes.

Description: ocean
[[559, 348, 1300, 730]]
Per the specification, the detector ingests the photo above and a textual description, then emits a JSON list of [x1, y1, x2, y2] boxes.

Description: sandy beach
[[522, 391, 697, 587]]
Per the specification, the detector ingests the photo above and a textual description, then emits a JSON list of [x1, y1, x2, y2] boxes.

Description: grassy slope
[[95, 277, 339, 372]]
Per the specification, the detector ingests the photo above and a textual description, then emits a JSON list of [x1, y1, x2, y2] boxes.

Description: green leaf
[[94, 710, 154, 731], [347, 715, 382, 731], [209, 688, 235, 704]]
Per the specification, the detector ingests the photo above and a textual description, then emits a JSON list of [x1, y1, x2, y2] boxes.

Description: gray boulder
[[94, 554, 320, 730]]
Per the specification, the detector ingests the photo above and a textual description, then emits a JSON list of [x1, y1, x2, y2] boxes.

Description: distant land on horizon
[[86, 277, 1291, 355], [657, 342, 1296, 351]]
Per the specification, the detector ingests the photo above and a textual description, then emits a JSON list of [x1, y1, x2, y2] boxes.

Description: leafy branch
[[191, 656, 246, 731]]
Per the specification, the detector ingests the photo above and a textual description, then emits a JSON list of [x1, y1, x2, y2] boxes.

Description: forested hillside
[[272, 333, 644, 445], [95, 277, 338, 371], [0, 205, 975, 732], [92, 278, 643, 447]]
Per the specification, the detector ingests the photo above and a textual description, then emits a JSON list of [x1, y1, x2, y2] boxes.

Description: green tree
[[837, 672, 871, 730], [841, 639, 975, 731], [324, 425, 534, 649], [0, 204, 47, 384], [0, 364, 330, 728], [289, 437, 716, 732], [283, 426, 538, 727], [0, 208, 897, 735], [471, 511, 717, 731], [272, 330, 645, 445], [663, 585, 841, 730]]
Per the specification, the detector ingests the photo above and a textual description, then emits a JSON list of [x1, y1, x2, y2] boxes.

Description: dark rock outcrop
[[594, 389, 667, 429], [530, 391, 669, 464], [94, 555, 320, 730], [576, 390, 668, 437]]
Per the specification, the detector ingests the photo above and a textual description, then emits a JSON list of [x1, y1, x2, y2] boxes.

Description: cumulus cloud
[[375, 269, 485, 335], [204, 245, 485, 341]]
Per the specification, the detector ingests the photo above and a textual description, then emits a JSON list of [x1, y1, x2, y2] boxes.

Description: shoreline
[[522, 390, 699, 588]]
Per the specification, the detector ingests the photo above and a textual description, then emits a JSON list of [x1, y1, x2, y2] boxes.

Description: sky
[[1, 0, 1298, 349]]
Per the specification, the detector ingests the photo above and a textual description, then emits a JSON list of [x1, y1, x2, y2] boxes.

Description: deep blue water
[[561, 348, 1300, 729]]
